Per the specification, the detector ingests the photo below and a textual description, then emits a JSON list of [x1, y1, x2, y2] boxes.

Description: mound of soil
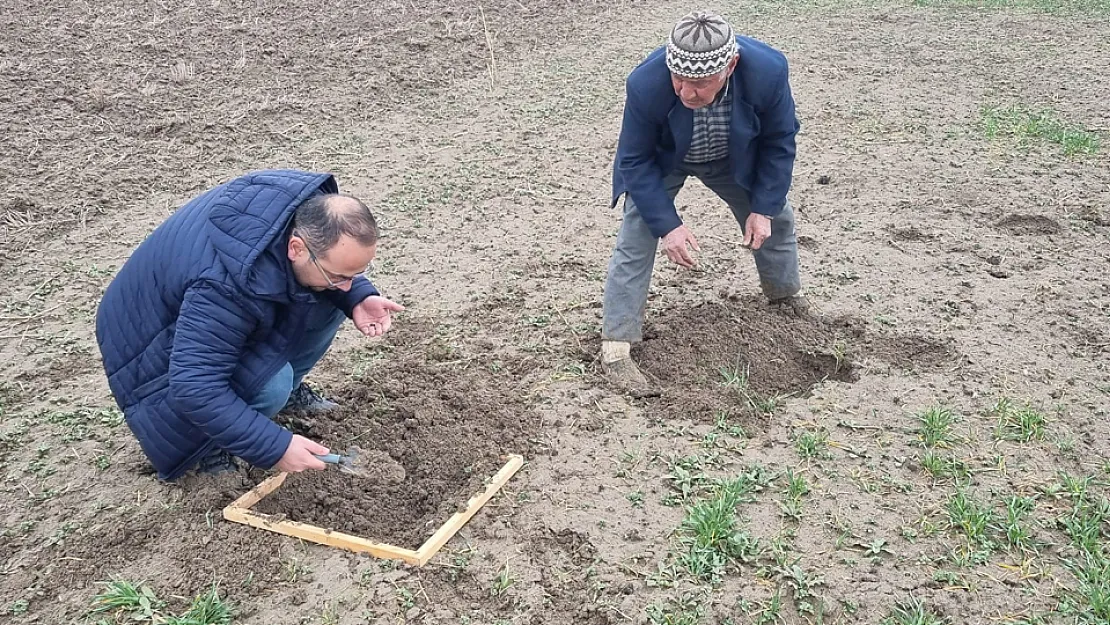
[[636, 297, 862, 422], [254, 321, 537, 549], [635, 296, 957, 422], [995, 214, 1063, 235]]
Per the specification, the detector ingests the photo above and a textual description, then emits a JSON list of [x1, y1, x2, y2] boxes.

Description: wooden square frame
[[223, 454, 524, 566]]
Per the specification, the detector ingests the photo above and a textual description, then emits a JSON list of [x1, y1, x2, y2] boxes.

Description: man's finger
[[670, 247, 688, 268], [303, 438, 329, 455], [383, 300, 406, 312], [741, 228, 753, 248], [688, 232, 701, 252]]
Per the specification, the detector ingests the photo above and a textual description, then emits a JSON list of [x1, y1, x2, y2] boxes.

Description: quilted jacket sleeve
[[167, 280, 293, 468]]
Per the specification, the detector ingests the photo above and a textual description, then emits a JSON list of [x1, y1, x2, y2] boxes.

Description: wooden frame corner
[[223, 454, 524, 567]]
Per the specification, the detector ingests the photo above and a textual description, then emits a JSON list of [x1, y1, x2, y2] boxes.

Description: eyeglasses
[[296, 234, 371, 289]]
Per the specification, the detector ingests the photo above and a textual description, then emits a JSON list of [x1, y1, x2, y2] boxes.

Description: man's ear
[[726, 54, 739, 77], [288, 234, 305, 261]]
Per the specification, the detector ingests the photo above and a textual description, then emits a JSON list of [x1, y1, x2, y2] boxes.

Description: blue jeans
[[602, 159, 801, 343], [249, 303, 345, 416]]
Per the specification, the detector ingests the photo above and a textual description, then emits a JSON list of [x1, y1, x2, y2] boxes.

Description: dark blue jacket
[[95, 170, 378, 481], [611, 36, 800, 238]]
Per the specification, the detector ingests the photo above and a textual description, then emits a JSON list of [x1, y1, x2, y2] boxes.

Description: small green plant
[[491, 565, 515, 597], [714, 412, 747, 438], [663, 454, 723, 503], [675, 475, 766, 582], [946, 489, 996, 550], [882, 596, 948, 625], [88, 580, 162, 621], [860, 538, 893, 560], [646, 592, 705, 625], [742, 586, 784, 625], [164, 585, 234, 625], [9, 600, 29, 615], [394, 586, 416, 610], [921, 450, 970, 483], [719, 360, 751, 391], [932, 570, 965, 587], [1002, 495, 1037, 552], [775, 561, 826, 616], [794, 429, 829, 460], [917, 405, 956, 448], [282, 556, 311, 583], [980, 103, 1100, 156], [780, 468, 810, 521], [991, 398, 1047, 442], [628, 490, 645, 508]]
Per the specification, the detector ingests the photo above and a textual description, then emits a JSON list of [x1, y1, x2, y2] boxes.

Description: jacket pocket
[[127, 373, 169, 409]]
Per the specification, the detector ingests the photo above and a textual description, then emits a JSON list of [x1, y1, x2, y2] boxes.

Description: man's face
[[288, 234, 377, 292], [670, 56, 737, 110]]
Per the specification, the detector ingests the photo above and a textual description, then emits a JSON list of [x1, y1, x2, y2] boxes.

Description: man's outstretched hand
[[662, 224, 700, 268], [352, 296, 405, 338], [275, 434, 328, 473]]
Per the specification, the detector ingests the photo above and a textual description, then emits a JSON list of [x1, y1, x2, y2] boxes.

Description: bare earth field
[[1, 0, 1109, 623]]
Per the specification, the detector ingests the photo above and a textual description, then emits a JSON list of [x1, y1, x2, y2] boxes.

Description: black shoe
[[281, 382, 339, 415], [195, 449, 237, 475]]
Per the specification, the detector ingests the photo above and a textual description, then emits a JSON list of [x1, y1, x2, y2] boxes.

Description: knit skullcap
[[665, 11, 737, 79]]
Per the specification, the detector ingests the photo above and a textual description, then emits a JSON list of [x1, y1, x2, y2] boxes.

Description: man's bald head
[[292, 193, 379, 255]]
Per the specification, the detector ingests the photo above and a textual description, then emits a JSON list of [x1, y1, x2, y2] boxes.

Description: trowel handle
[[313, 453, 343, 465]]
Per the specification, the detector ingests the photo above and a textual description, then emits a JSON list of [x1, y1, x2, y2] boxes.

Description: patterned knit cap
[[665, 11, 737, 79]]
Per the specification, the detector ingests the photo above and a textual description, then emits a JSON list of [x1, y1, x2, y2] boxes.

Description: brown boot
[[769, 294, 812, 316], [601, 341, 660, 398]]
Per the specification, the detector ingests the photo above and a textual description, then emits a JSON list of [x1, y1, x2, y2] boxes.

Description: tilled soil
[[254, 322, 537, 548]]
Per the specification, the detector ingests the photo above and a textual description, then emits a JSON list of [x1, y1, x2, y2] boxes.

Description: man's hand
[[661, 224, 701, 268], [275, 434, 328, 473], [352, 296, 405, 338], [743, 214, 772, 250]]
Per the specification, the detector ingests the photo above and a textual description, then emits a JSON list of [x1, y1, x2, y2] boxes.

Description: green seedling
[[646, 592, 705, 625], [991, 398, 1047, 442], [921, 450, 971, 483], [780, 468, 810, 521], [676, 476, 765, 582], [88, 580, 162, 621], [795, 430, 829, 460], [1003, 495, 1037, 552], [164, 585, 234, 625], [917, 405, 956, 448], [882, 596, 948, 625], [491, 565, 515, 597], [946, 489, 996, 551]]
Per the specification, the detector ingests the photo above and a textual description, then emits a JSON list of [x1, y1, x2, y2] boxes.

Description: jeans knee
[[251, 363, 294, 418]]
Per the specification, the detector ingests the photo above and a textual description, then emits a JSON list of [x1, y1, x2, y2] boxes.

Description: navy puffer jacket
[[95, 170, 377, 481]]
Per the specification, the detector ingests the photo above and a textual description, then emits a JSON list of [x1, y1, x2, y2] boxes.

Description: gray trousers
[[602, 159, 801, 343]]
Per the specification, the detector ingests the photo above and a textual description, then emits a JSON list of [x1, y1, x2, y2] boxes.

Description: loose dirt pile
[[255, 321, 537, 549], [636, 295, 954, 423]]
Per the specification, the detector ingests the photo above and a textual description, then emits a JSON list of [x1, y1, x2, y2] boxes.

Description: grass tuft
[[917, 405, 957, 448], [980, 104, 1100, 156], [991, 398, 1048, 442], [882, 596, 948, 625]]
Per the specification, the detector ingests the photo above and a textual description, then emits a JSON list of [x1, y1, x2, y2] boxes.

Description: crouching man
[[95, 170, 403, 481]]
